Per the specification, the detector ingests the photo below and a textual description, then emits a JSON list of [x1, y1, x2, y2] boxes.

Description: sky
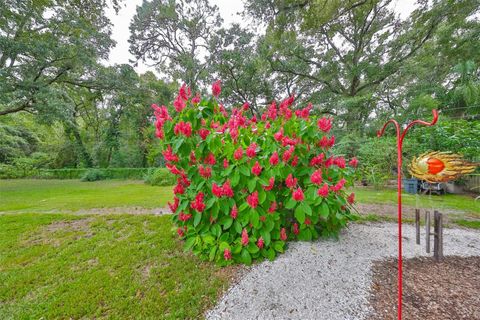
[[107, 0, 417, 74]]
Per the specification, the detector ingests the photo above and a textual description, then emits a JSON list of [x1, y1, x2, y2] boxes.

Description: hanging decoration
[[409, 151, 478, 182]]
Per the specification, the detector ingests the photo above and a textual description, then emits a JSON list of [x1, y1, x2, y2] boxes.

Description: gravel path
[[206, 223, 480, 320]]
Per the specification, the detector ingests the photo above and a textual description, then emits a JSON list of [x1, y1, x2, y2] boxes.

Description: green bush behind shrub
[[143, 168, 177, 186]]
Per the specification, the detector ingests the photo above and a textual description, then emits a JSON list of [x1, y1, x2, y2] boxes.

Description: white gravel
[[206, 223, 480, 320]]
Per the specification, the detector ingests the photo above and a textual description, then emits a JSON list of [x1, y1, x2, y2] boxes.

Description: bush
[[154, 82, 357, 265], [144, 168, 176, 186], [81, 169, 107, 182]]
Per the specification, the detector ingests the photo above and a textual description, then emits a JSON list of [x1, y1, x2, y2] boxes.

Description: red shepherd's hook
[[377, 109, 438, 320]]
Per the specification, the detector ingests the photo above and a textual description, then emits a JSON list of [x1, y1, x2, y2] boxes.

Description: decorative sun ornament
[[409, 151, 478, 182]]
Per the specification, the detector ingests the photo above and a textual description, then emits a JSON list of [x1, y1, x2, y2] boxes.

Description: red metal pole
[[377, 109, 438, 320]]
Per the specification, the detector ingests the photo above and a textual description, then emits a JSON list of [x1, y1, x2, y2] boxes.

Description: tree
[[243, 0, 480, 130], [129, 0, 222, 92], [0, 0, 124, 117]]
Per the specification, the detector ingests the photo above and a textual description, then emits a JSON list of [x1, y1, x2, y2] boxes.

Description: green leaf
[[266, 248, 275, 261], [193, 212, 202, 227], [250, 209, 260, 228], [273, 241, 284, 253], [184, 236, 196, 251], [231, 170, 240, 186], [209, 246, 217, 261], [302, 202, 312, 216], [294, 205, 305, 224], [241, 248, 252, 265], [248, 178, 256, 192], [234, 220, 242, 234], [239, 202, 249, 212], [223, 216, 233, 230], [320, 201, 329, 219], [239, 165, 250, 177], [258, 189, 266, 204], [285, 198, 296, 209], [260, 229, 271, 246], [247, 242, 259, 254]]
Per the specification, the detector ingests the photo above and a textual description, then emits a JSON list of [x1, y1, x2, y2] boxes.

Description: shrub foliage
[[155, 82, 358, 265]]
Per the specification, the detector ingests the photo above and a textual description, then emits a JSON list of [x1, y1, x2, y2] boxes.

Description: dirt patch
[[25, 218, 95, 247], [369, 256, 480, 320]]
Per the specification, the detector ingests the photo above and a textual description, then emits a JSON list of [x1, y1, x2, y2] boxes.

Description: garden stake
[[377, 109, 438, 320]]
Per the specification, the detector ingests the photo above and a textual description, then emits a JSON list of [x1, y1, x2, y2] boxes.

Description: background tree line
[[1, 0, 479, 184]]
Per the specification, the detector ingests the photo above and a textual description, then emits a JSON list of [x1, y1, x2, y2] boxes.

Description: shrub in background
[[143, 168, 176, 186], [153, 81, 357, 265], [80, 169, 107, 182]]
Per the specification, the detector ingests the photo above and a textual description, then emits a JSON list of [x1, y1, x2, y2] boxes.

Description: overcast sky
[[107, 0, 417, 74]]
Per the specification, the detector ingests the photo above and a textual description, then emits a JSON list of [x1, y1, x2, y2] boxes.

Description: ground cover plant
[[0, 213, 234, 319], [155, 82, 358, 265]]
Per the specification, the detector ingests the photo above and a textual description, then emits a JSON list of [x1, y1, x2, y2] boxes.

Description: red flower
[[252, 161, 262, 176], [259, 215, 266, 222], [191, 192, 206, 212], [168, 196, 179, 213], [192, 92, 201, 105], [178, 212, 192, 222], [285, 173, 297, 188], [174, 182, 185, 195], [310, 169, 323, 185], [305, 218, 311, 225], [222, 180, 234, 198], [328, 135, 335, 147], [204, 153, 216, 165], [264, 177, 275, 191], [212, 183, 223, 197], [257, 237, 264, 249], [349, 157, 359, 168], [162, 145, 179, 162], [174, 95, 186, 112], [198, 128, 210, 140], [223, 158, 229, 169], [234, 147, 243, 160], [293, 223, 299, 235], [268, 201, 277, 213], [310, 153, 325, 167], [190, 151, 197, 164], [241, 229, 249, 246], [198, 165, 211, 178], [324, 157, 334, 168], [267, 101, 278, 120], [231, 204, 238, 219], [319, 136, 329, 148], [347, 192, 355, 204], [274, 128, 283, 141], [331, 178, 346, 192], [317, 183, 329, 197], [317, 117, 332, 133], [177, 228, 185, 237], [174, 121, 192, 137], [166, 163, 182, 175], [291, 155, 299, 167], [224, 248, 232, 260], [334, 157, 346, 168], [246, 143, 257, 158], [247, 191, 259, 208], [212, 80, 221, 97], [292, 188, 304, 201], [280, 227, 287, 241], [179, 83, 191, 101], [242, 102, 250, 111], [269, 151, 279, 166], [282, 146, 294, 162]]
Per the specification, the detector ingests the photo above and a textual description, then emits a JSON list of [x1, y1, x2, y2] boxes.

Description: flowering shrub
[[153, 82, 357, 265]]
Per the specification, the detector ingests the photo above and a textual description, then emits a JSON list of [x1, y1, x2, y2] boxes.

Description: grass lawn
[[0, 213, 235, 319], [353, 187, 480, 216], [0, 179, 173, 212]]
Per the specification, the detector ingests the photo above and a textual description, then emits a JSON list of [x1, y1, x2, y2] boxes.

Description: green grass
[[0, 213, 234, 319], [353, 187, 480, 216], [0, 179, 173, 212], [453, 219, 480, 229]]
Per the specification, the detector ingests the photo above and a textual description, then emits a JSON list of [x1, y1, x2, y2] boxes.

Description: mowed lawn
[[0, 179, 173, 212], [0, 213, 235, 319], [353, 187, 480, 216]]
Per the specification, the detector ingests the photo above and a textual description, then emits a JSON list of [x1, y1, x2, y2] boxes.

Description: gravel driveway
[[206, 223, 480, 320]]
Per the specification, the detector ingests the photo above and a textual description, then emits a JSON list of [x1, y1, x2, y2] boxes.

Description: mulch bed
[[369, 256, 480, 320]]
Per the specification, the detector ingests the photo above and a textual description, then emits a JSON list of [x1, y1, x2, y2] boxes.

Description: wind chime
[[409, 152, 478, 261]]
